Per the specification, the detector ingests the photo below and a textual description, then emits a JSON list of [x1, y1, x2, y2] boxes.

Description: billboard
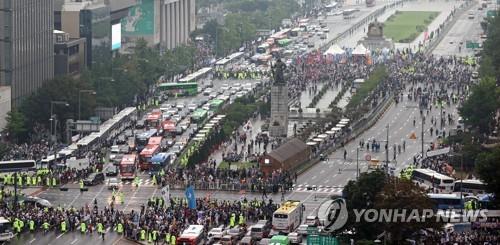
[[112, 23, 122, 50], [122, 0, 154, 36]]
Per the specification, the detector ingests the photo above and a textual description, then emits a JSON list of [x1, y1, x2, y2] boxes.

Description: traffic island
[[383, 11, 439, 43]]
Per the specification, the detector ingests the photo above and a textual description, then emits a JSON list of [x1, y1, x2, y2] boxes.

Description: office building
[[122, 0, 196, 50], [0, 0, 55, 107], [54, 30, 87, 78]]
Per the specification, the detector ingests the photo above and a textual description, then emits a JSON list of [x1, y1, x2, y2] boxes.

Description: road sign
[[307, 235, 339, 245], [409, 132, 417, 139], [0, 160, 36, 172], [365, 154, 371, 161]]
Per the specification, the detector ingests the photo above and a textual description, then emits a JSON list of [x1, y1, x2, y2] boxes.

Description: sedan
[[105, 165, 119, 176], [107, 177, 120, 190], [227, 226, 246, 240], [288, 232, 302, 244]]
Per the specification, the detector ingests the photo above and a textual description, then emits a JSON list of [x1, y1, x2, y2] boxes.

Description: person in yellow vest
[[152, 230, 158, 244], [148, 229, 153, 242], [229, 213, 235, 227], [239, 213, 245, 226], [134, 176, 140, 187], [115, 222, 124, 235], [152, 175, 157, 185], [166, 232, 171, 244], [52, 177, 57, 187], [119, 191, 124, 204], [140, 229, 146, 240], [61, 220, 67, 233], [80, 180, 84, 191], [80, 222, 87, 234], [170, 234, 176, 245], [42, 221, 50, 233], [29, 219, 35, 232], [97, 222, 105, 240]]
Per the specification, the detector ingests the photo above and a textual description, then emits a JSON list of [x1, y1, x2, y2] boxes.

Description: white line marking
[[70, 238, 78, 244], [311, 175, 317, 180], [29, 239, 36, 244], [56, 233, 64, 239]]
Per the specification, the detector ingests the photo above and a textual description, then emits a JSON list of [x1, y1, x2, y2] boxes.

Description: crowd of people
[[422, 229, 500, 244], [0, 195, 277, 244]]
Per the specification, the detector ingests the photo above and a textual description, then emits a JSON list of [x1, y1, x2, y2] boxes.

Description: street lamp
[[50, 101, 69, 149], [78, 90, 96, 120]]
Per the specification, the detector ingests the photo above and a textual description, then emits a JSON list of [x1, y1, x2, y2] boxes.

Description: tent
[[324, 44, 345, 55], [352, 44, 369, 56]]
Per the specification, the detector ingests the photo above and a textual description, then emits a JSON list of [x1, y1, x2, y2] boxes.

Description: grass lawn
[[383, 11, 440, 43]]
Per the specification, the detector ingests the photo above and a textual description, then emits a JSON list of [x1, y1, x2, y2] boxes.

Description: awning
[[193, 137, 204, 141], [195, 133, 206, 138], [337, 121, 348, 125], [215, 115, 226, 119], [209, 119, 220, 124], [205, 123, 215, 128]]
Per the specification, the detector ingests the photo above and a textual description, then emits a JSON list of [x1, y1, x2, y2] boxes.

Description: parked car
[[250, 221, 271, 240], [228, 226, 246, 240], [221, 234, 237, 245], [296, 224, 308, 236], [84, 172, 105, 186], [106, 177, 120, 190], [21, 196, 52, 208], [239, 236, 258, 245], [105, 165, 119, 176], [288, 232, 302, 244], [208, 226, 227, 242]]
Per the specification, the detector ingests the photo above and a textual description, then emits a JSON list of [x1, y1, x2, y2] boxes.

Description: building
[[54, 30, 87, 78], [260, 138, 310, 175], [122, 0, 196, 50], [0, 0, 55, 107]]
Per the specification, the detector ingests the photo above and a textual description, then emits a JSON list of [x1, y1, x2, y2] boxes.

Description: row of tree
[[5, 39, 197, 143]]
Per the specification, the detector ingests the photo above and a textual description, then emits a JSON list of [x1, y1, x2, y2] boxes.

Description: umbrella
[[331, 127, 342, 131], [313, 138, 324, 142], [335, 124, 345, 128], [306, 141, 318, 146], [325, 130, 336, 135], [317, 134, 328, 138]]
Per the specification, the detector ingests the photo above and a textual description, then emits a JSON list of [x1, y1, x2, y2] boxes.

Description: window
[[274, 214, 288, 219]]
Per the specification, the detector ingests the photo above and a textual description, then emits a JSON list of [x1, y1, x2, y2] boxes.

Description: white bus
[[272, 200, 304, 233], [453, 179, 487, 195], [177, 225, 206, 245], [0, 217, 14, 242], [411, 168, 455, 193]]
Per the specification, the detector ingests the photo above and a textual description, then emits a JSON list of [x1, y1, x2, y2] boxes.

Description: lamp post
[[78, 90, 96, 120], [50, 101, 69, 149]]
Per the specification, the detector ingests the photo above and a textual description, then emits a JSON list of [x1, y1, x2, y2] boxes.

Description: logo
[[318, 198, 348, 233]]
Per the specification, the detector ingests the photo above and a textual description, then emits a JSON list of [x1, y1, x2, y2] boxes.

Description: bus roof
[[137, 129, 157, 139], [427, 193, 461, 199], [120, 154, 137, 164], [151, 152, 171, 163], [275, 200, 301, 213], [140, 144, 160, 156], [146, 112, 162, 121], [148, 136, 163, 146], [458, 179, 485, 185], [158, 82, 197, 88], [181, 225, 204, 236], [413, 168, 454, 180], [179, 67, 213, 82]]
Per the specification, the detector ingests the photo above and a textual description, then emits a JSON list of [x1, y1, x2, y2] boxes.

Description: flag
[[185, 185, 196, 209]]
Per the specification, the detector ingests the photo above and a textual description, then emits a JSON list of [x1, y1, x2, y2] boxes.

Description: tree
[[4, 110, 27, 143], [459, 78, 498, 134], [341, 170, 387, 240], [476, 146, 500, 205], [374, 177, 441, 242]]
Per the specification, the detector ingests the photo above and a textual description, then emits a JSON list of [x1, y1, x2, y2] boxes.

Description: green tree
[[4, 110, 27, 143], [480, 12, 500, 78], [475, 146, 500, 205], [459, 78, 498, 134], [341, 170, 387, 240]]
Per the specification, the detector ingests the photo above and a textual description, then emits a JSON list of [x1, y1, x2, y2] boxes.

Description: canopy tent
[[209, 119, 220, 124], [306, 141, 318, 146], [352, 44, 369, 56], [324, 44, 345, 55], [337, 121, 348, 125], [205, 123, 215, 128], [215, 115, 226, 119]]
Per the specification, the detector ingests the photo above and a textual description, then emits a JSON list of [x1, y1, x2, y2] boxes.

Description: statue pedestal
[[270, 85, 288, 137]]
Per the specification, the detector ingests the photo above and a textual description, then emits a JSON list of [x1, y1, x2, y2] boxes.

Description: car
[[105, 165, 119, 176], [119, 145, 130, 154], [203, 88, 213, 95], [165, 137, 175, 147], [172, 115, 182, 123], [136, 120, 145, 129], [208, 226, 227, 242], [296, 224, 308, 235], [187, 103, 197, 111], [288, 232, 302, 244], [110, 154, 123, 165], [116, 135, 126, 144], [110, 145, 120, 154], [21, 196, 52, 208], [258, 238, 271, 245], [160, 103, 173, 112], [228, 226, 246, 240], [250, 223, 271, 240], [305, 216, 320, 226], [83, 172, 105, 186], [175, 103, 185, 111], [209, 92, 218, 99], [107, 177, 120, 190], [307, 42, 314, 48], [239, 236, 258, 245], [322, 27, 329, 33], [220, 234, 237, 245]]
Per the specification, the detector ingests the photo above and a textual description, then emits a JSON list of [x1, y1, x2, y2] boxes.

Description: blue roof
[[151, 152, 170, 164]]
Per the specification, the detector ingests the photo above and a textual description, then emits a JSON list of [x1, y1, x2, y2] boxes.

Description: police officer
[[61, 220, 67, 233], [42, 221, 50, 233], [97, 222, 105, 240], [79, 179, 84, 191], [29, 219, 35, 232], [80, 222, 87, 234], [115, 222, 124, 235]]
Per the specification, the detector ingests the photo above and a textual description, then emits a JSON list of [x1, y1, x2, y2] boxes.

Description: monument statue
[[367, 20, 384, 38], [272, 58, 286, 85]]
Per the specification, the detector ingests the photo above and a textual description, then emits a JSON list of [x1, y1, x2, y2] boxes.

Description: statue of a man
[[272, 58, 286, 84]]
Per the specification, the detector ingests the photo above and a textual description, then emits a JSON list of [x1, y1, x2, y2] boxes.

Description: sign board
[[426, 147, 450, 158], [0, 160, 36, 172], [307, 235, 339, 245]]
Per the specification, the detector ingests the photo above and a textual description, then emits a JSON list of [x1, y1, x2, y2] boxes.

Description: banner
[[185, 185, 196, 209]]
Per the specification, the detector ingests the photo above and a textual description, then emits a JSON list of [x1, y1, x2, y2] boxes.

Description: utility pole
[[385, 124, 389, 174], [356, 147, 359, 179]]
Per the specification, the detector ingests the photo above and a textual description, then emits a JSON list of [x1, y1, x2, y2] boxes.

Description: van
[[250, 224, 270, 240], [305, 216, 320, 226]]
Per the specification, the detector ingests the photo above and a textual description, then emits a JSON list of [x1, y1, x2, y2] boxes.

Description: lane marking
[[56, 233, 64, 239], [70, 238, 79, 244], [29, 238, 36, 244], [311, 175, 317, 180]]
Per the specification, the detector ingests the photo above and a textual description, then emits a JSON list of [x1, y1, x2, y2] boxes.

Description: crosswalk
[[293, 184, 343, 193]]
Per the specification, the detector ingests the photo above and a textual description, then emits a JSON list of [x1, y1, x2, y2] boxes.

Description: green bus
[[277, 38, 292, 47], [157, 82, 198, 96], [209, 99, 225, 111], [191, 109, 208, 123]]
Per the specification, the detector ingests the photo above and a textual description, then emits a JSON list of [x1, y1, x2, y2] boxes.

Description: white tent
[[324, 44, 345, 56], [352, 44, 369, 56]]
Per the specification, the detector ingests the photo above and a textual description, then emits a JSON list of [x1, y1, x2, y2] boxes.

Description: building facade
[[54, 30, 87, 78], [122, 0, 195, 50], [0, 0, 54, 107]]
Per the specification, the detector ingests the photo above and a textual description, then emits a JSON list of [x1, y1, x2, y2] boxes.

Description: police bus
[[411, 168, 455, 193], [453, 179, 487, 195], [272, 200, 304, 233], [177, 225, 206, 245]]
